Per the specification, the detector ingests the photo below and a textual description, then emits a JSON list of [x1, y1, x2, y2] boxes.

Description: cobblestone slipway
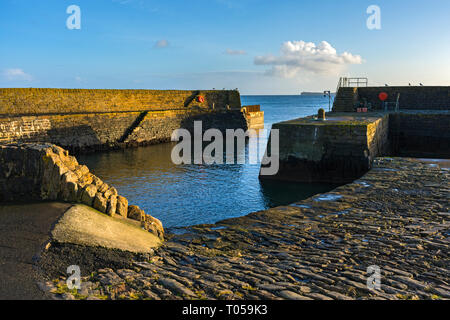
[[40, 158, 449, 300]]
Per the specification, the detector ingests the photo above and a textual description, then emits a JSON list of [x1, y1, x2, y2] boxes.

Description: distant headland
[[300, 91, 336, 96]]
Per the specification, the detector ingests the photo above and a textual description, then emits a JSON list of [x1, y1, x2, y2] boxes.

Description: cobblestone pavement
[[41, 158, 449, 300]]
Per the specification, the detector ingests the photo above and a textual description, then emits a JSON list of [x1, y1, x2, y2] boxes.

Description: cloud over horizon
[[255, 41, 363, 78], [154, 39, 169, 48], [224, 49, 247, 55], [1, 68, 33, 81]]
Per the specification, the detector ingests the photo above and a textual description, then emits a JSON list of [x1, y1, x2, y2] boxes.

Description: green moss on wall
[[0, 88, 241, 116]]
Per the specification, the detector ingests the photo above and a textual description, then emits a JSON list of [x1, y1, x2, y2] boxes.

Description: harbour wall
[[0, 88, 246, 153], [390, 112, 450, 158], [0, 88, 241, 115], [263, 114, 390, 183], [262, 111, 450, 183], [333, 86, 450, 112]]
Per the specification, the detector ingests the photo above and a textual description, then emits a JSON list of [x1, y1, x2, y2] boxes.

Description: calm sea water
[[77, 95, 337, 228]]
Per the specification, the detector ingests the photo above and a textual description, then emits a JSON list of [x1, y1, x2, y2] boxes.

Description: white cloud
[[154, 39, 169, 48], [2, 68, 33, 81], [254, 41, 363, 78], [224, 49, 247, 55]]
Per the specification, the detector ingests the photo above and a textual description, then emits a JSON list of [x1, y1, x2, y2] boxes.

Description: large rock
[[41, 155, 61, 200], [78, 172, 94, 187], [61, 171, 78, 185], [61, 181, 78, 202], [93, 176, 108, 193], [142, 214, 164, 240], [60, 171, 79, 202], [81, 184, 97, 206], [97, 182, 109, 193], [73, 164, 89, 179], [116, 196, 128, 218], [93, 193, 108, 213], [104, 187, 118, 199], [127, 205, 144, 221], [91, 176, 103, 188], [106, 195, 117, 216]]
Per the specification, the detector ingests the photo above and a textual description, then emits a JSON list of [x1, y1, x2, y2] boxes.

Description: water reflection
[[78, 140, 337, 228], [77, 95, 338, 227], [259, 180, 340, 208]]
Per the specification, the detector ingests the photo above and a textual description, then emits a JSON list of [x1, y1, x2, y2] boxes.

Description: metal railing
[[383, 93, 401, 112], [336, 77, 368, 93]]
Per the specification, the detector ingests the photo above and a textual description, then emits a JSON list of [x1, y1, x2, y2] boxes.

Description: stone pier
[[261, 110, 450, 184], [0, 88, 247, 153]]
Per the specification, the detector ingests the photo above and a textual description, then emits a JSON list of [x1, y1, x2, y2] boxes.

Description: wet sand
[[0, 202, 71, 300]]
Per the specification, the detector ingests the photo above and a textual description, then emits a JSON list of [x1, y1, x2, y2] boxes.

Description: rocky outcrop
[[127, 205, 164, 240], [0, 143, 163, 240]]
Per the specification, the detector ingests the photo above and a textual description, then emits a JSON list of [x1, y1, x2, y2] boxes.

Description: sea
[[77, 95, 337, 228]]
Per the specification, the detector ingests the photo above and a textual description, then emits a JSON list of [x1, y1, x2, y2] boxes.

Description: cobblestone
[[46, 158, 449, 300]]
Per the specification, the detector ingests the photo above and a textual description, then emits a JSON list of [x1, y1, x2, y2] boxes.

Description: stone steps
[[333, 87, 359, 112]]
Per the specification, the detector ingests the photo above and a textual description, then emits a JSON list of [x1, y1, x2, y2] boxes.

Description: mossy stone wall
[[333, 86, 450, 112], [0, 88, 241, 115]]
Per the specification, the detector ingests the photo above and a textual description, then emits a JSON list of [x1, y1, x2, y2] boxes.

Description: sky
[[1, 0, 450, 94]]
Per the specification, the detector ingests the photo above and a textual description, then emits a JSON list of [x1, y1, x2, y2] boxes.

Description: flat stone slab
[[51, 204, 161, 253], [280, 110, 450, 126], [281, 112, 385, 126]]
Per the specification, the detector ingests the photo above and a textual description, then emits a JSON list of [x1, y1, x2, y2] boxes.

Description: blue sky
[[1, 0, 450, 94]]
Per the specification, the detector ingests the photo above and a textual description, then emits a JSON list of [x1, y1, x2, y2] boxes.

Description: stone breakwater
[[40, 158, 449, 300], [333, 85, 450, 112], [0, 88, 241, 115], [0, 143, 163, 239], [0, 88, 247, 154], [262, 110, 450, 184], [0, 109, 248, 154]]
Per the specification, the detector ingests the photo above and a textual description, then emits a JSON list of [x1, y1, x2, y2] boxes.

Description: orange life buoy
[[197, 95, 205, 103], [378, 92, 388, 101]]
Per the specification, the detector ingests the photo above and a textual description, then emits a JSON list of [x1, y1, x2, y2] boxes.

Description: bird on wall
[[385, 84, 389, 86], [409, 83, 411, 86], [420, 83, 424, 86]]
